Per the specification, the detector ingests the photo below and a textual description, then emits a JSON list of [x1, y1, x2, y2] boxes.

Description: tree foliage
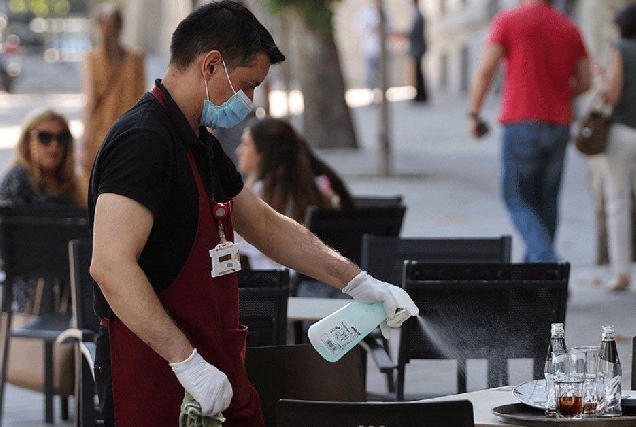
[[263, 0, 341, 36]]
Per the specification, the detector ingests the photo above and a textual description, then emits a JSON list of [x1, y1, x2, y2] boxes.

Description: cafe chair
[[245, 344, 366, 427], [57, 239, 102, 426], [352, 194, 403, 208], [360, 234, 512, 395], [397, 261, 569, 401], [0, 206, 89, 424], [292, 203, 406, 338], [276, 398, 475, 427], [237, 269, 290, 347]]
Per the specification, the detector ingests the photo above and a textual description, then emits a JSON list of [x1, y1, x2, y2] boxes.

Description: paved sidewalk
[[0, 54, 633, 425]]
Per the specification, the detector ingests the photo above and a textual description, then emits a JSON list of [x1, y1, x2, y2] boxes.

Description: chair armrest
[[79, 342, 96, 375], [56, 327, 95, 344], [360, 336, 397, 373]]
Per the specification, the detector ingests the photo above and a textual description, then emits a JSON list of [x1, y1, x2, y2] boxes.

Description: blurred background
[[0, 0, 631, 151]]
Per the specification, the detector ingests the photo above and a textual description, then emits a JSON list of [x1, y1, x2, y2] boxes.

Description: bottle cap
[[550, 323, 564, 337], [601, 325, 615, 341]]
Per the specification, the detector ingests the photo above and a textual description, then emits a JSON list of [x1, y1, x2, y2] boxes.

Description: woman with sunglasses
[[0, 107, 86, 208], [0, 107, 86, 314]]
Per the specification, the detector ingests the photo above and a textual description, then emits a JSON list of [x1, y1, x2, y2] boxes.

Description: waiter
[[88, 2, 418, 426]]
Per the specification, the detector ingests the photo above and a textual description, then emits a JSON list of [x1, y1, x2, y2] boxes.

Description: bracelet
[[469, 112, 480, 119]]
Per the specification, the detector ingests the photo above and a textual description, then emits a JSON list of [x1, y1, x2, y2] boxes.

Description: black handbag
[[574, 91, 611, 156]]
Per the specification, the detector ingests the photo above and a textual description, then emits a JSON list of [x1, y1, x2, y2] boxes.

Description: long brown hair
[[247, 117, 332, 223], [12, 108, 85, 207]]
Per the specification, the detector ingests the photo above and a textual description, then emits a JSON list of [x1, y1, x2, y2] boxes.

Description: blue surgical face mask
[[200, 59, 255, 129]]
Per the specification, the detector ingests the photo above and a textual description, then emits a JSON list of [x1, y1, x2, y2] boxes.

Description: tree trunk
[[294, 17, 357, 149]]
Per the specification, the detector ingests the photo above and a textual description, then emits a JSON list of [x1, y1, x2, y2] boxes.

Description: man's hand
[[469, 113, 490, 139], [170, 349, 233, 417], [342, 271, 419, 337]]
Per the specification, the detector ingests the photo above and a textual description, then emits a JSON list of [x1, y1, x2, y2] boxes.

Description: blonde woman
[[0, 107, 85, 207]]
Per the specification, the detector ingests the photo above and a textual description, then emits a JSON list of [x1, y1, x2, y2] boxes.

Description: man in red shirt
[[469, 0, 590, 262]]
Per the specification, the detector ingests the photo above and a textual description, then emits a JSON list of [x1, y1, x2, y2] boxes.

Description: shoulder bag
[[574, 90, 611, 156]]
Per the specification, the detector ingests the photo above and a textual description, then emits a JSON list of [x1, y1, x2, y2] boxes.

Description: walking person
[[469, 0, 590, 262], [595, 3, 636, 291], [88, 3, 418, 426], [408, 0, 428, 103], [355, 0, 386, 90], [80, 2, 146, 186]]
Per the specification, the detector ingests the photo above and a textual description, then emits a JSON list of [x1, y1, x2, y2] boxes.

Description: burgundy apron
[[106, 87, 264, 426]]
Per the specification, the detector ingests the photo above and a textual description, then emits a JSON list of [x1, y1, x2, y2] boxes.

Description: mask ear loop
[[221, 60, 237, 94], [203, 79, 211, 101]]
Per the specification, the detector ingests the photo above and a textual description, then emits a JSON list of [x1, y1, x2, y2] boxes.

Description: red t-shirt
[[488, 3, 588, 125]]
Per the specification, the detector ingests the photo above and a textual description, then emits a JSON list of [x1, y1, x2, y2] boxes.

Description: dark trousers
[[413, 54, 428, 102], [95, 325, 115, 426]]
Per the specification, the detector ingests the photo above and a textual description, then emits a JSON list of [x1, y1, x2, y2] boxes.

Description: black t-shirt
[[88, 80, 244, 318]]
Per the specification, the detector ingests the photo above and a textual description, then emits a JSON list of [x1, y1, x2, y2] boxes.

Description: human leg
[[366, 56, 379, 90], [536, 123, 569, 243], [501, 122, 557, 262], [604, 123, 636, 289], [413, 54, 427, 102], [587, 155, 610, 265]]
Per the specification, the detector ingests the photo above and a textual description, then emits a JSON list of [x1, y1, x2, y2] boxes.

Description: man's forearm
[[92, 260, 193, 364]]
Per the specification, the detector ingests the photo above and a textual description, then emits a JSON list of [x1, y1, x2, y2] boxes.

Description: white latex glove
[[342, 271, 419, 338], [170, 348, 233, 417]]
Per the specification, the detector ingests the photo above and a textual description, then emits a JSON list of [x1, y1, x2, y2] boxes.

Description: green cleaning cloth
[[179, 391, 226, 427]]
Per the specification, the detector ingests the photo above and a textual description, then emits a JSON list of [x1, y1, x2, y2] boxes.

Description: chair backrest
[[0, 206, 89, 311], [352, 195, 403, 208], [246, 344, 366, 427], [398, 262, 569, 397], [304, 205, 406, 266], [238, 269, 290, 347], [68, 239, 99, 334], [361, 235, 512, 286], [276, 399, 475, 427]]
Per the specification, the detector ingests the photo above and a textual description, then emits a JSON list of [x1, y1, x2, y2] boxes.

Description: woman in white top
[[235, 117, 348, 269]]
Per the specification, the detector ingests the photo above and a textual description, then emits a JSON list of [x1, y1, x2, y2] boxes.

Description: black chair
[[397, 262, 570, 400], [361, 235, 512, 286], [293, 204, 406, 302], [237, 269, 290, 347], [0, 206, 89, 423], [302, 204, 406, 268], [360, 234, 513, 394], [246, 344, 366, 427], [276, 398, 475, 427], [295, 204, 406, 391], [352, 195, 403, 208]]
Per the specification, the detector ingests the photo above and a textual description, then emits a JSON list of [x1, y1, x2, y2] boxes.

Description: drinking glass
[[570, 346, 600, 417], [556, 377, 584, 419]]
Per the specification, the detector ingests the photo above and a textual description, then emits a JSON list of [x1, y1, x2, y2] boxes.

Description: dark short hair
[[615, 3, 636, 40], [170, 1, 285, 70]]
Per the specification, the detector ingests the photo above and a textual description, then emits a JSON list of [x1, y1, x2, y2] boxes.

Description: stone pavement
[[0, 54, 633, 425]]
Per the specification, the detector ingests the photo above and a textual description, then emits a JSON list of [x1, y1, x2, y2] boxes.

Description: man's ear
[[201, 50, 222, 79]]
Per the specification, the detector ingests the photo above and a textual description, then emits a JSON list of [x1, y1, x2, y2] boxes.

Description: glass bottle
[[308, 301, 386, 363], [597, 325, 622, 417], [544, 322, 567, 417]]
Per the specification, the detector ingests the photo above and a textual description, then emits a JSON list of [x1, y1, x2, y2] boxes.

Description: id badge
[[209, 241, 241, 278]]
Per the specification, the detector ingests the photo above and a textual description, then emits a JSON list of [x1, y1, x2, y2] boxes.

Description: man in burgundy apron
[[89, 3, 418, 426]]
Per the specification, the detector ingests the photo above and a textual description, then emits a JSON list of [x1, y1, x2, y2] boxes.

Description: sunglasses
[[31, 130, 72, 147]]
